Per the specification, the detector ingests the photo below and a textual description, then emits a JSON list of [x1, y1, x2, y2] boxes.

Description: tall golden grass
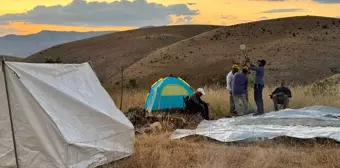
[[112, 85, 340, 115], [106, 85, 340, 168], [105, 133, 340, 168]]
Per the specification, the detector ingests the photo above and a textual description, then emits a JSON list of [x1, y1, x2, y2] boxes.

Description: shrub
[[322, 24, 329, 29], [44, 57, 61, 63], [126, 78, 138, 89]]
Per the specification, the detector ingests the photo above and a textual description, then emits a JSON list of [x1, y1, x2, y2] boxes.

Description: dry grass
[[107, 85, 340, 168], [111, 89, 148, 112], [112, 85, 340, 116], [104, 134, 340, 168]]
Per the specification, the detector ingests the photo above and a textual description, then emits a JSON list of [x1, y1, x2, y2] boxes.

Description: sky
[[0, 0, 339, 36]]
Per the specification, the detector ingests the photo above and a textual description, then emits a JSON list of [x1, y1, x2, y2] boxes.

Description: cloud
[[313, 0, 340, 3], [260, 8, 304, 13], [0, 28, 17, 35], [221, 15, 237, 19], [0, 0, 198, 27], [253, 0, 340, 3], [251, 0, 285, 1], [187, 3, 196, 5], [175, 16, 194, 24], [259, 16, 269, 20]]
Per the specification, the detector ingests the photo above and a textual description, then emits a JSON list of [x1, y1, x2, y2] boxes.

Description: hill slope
[[26, 25, 221, 81], [0, 30, 114, 57], [105, 16, 340, 89], [0, 55, 23, 62]]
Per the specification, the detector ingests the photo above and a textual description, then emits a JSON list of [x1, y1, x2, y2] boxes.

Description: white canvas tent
[[0, 61, 134, 168]]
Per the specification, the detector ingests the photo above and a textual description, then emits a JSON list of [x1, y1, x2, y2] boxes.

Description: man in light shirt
[[226, 64, 240, 115], [247, 59, 266, 116]]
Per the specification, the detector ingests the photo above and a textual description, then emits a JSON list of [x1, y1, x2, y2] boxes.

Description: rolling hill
[[0, 55, 23, 62], [25, 16, 340, 90], [26, 25, 220, 81], [105, 16, 340, 89], [0, 30, 114, 57]]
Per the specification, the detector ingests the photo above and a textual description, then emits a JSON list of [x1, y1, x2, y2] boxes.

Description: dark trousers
[[229, 93, 235, 113], [199, 103, 210, 120], [273, 94, 289, 111], [254, 84, 264, 114]]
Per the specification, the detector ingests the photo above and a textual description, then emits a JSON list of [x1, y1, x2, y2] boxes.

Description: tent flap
[[0, 62, 15, 167]]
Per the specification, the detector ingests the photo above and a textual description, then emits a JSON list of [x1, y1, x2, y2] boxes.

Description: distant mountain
[[0, 55, 23, 62], [139, 25, 156, 29], [0, 30, 115, 57]]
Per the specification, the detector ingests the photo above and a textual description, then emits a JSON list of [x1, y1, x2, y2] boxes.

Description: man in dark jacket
[[232, 67, 251, 116], [188, 88, 210, 120], [270, 80, 292, 111]]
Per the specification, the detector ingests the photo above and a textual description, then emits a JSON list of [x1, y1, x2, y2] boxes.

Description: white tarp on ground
[[0, 62, 134, 168], [171, 106, 340, 142]]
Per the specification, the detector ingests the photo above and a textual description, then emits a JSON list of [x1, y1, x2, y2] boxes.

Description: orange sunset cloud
[[0, 0, 339, 36]]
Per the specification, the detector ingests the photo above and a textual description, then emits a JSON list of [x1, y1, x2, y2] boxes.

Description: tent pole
[[120, 66, 124, 110], [1, 57, 20, 168]]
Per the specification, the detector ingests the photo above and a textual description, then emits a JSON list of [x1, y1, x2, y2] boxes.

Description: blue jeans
[[254, 84, 264, 114]]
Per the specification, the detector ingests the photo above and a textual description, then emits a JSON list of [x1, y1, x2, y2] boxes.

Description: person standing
[[226, 64, 240, 115], [247, 58, 266, 115], [232, 67, 250, 116]]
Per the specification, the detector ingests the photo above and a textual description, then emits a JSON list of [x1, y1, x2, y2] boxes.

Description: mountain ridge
[[25, 16, 340, 90], [0, 30, 115, 57]]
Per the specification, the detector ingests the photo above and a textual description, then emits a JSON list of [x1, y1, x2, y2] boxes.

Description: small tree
[[44, 57, 62, 63], [126, 78, 138, 89]]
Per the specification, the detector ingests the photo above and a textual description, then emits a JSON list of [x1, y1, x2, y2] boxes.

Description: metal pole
[[2, 57, 20, 168], [119, 66, 124, 110]]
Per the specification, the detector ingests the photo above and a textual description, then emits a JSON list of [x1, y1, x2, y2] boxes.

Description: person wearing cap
[[188, 88, 210, 120], [247, 58, 266, 116], [232, 67, 251, 116], [226, 64, 240, 115]]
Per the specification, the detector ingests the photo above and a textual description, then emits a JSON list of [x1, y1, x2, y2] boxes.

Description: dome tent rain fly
[[144, 76, 194, 112]]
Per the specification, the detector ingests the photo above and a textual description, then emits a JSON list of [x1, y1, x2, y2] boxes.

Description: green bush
[[44, 57, 62, 63]]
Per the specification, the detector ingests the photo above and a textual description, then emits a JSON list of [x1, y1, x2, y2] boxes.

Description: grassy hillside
[[25, 25, 220, 82], [107, 16, 340, 89], [25, 16, 340, 89]]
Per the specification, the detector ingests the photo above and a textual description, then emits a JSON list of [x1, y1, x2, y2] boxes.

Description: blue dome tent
[[144, 76, 194, 112]]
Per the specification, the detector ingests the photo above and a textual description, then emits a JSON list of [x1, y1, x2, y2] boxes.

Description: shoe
[[231, 113, 238, 117], [230, 111, 237, 114]]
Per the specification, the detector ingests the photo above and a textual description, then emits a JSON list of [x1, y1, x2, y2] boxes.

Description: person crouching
[[188, 88, 210, 120]]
